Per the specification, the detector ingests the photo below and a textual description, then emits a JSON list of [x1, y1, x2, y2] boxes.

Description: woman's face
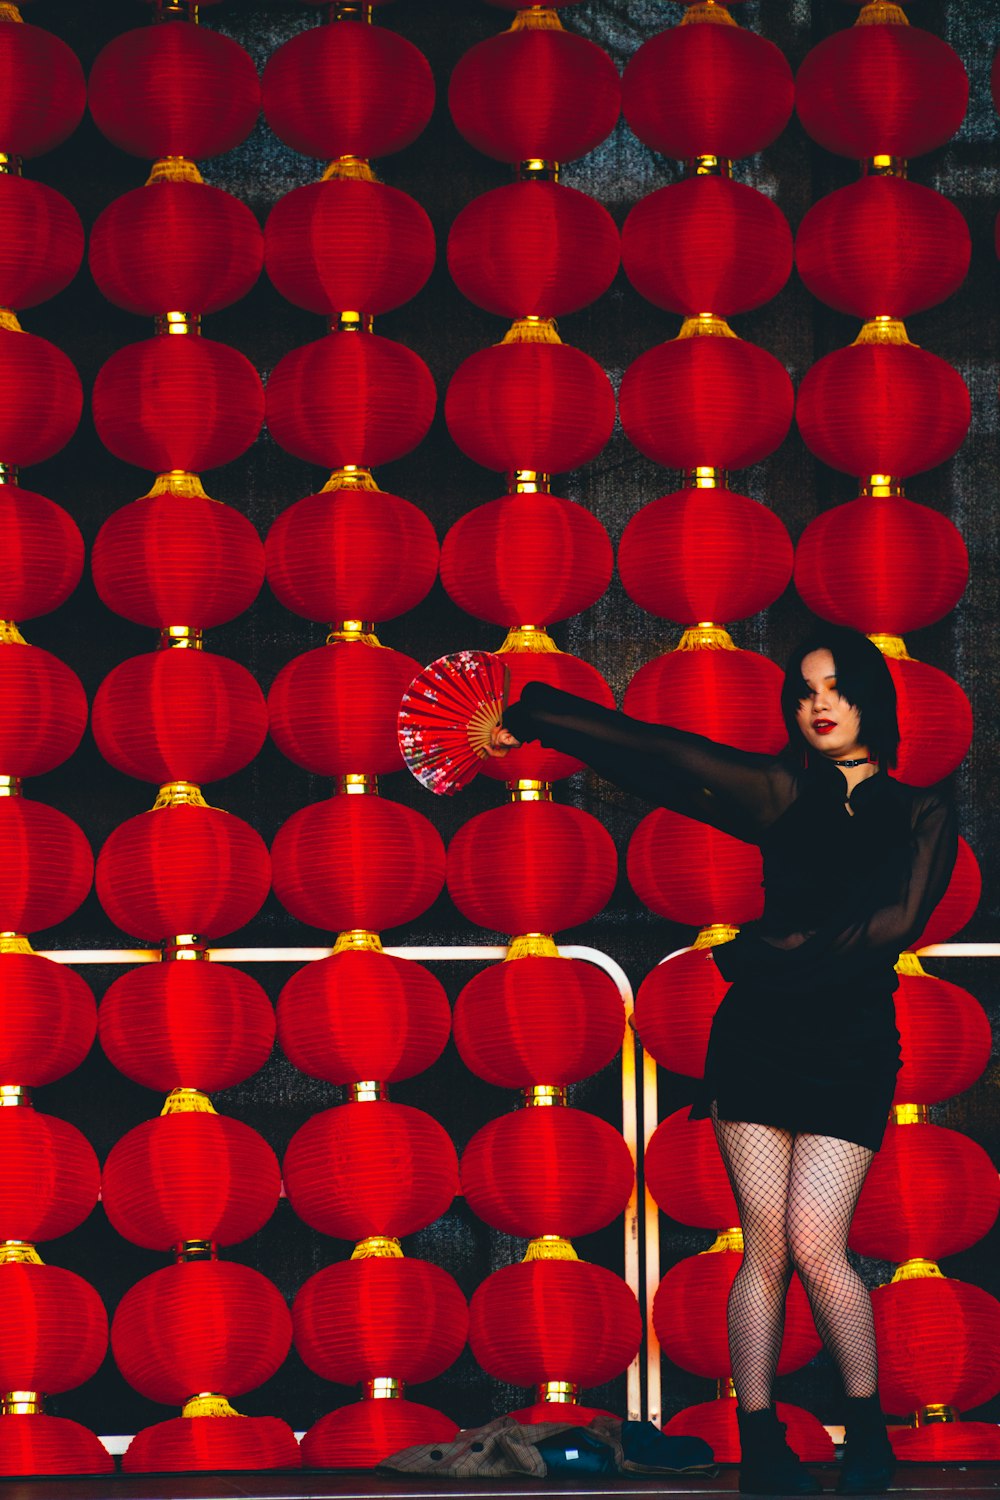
[[794, 648, 867, 760]]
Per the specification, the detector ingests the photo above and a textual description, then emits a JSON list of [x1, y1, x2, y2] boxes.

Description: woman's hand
[[485, 725, 521, 758]]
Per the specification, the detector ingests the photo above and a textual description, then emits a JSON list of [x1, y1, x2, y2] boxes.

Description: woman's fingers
[[485, 725, 521, 757]]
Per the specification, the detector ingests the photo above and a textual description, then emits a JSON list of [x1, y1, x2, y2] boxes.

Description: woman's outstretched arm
[[497, 680, 795, 843]]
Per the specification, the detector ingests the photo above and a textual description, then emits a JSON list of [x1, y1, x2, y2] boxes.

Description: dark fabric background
[[17, 0, 999, 1441]]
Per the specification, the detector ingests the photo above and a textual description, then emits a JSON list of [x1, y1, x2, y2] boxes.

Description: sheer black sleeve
[[503, 681, 795, 843], [809, 788, 958, 970], [718, 786, 959, 988]]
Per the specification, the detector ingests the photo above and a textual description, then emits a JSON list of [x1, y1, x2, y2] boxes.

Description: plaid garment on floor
[[377, 1412, 717, 1480]]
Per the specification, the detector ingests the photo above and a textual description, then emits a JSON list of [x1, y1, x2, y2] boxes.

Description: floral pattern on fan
[[398, 650, 510, 795]]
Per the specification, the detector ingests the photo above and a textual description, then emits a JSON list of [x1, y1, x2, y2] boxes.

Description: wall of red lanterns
[[0, 0, 994, 1478]]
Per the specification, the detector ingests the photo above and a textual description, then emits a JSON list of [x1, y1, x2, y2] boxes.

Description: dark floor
[[0, 1467, 998, 1500]]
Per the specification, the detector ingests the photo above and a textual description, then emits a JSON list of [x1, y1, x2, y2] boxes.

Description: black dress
[[502, 682, 959, 1152]]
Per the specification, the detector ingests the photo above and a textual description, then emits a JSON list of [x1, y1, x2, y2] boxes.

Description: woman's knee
[[738, 1240, 792, 1293], [786, 1223, 846, 1284]]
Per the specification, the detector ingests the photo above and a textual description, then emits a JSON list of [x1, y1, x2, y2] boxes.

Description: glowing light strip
[[43, 942, 644, 1428], [36, 938, 990, 1432]]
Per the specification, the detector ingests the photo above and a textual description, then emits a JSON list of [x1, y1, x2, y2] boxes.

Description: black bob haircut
[[780, 625, 900, 770]]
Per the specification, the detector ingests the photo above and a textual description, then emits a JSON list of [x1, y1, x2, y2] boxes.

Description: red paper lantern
[[795, 23, 967, 159], [92, 649, 267, 786], [92, 336, 264, 474], [0, 1416, 114, 1478], [449, 27, 620, 164], [266, 179, 434, 317], [891, 1424, 1000, 1463], [873, 1276, 1000, 1415], [111, 1260, 292, 1405], [794, 495, 967, 635], [479, 651, 616, 786], [88, 23, 260, 160], [0, 176, 83, 310], [619, 335, 794, 471], [850, 1123, 999, 1263], [293, 1257, 468, 1383], [268, 641, 422, 777], [453, 955, 624, 1088], [0, 644, 86, 777], [0, 1110, 99, 1243], [448, 182, 619, 318], [102, 1113, 282, 1251], [90, 181, 263, 316], [277, 949, 450, 1085], [99, 960, 275, 1094], [509, 1399, 609, 1426], [0, 951, 96, 1086], [0, 1263, 106, 1393], [619, 488, 791, 626], [92, 494, 264, 630], [887, 655, 972, 787], [645, 1108, 736, 1229], [624, 646, 786, 753], [0, 329, 81, 467], [0, 797, 92, 934], [265, 487, 439, 625], [654, 1251, 820, 1377], [0, 22, 85, 157], [262, 22, 434, 160], [461, 1108, 634, 1239], [301, 1401, 457, 1471], [795, 177, 970, 320], [282, 1102, 458, 1241], [441, 494, 612, 627], [622, 177, 792, 317], [124, 1417, 300, 1475], [447, 801, 617, 936], [271, 795, 445, 934], [796, 341, 970, 479], [633, 947, 730, 1078], [0, 487, 83, 623], [622, 22, 793, 160], [266, 332, 435, 470], [913, 836, 980, 949], [469, 1259, 642, 1388], [445, 341, 615, 475], [96, 805, 271, 942], [893, 971, 991, 1105], [629, 809, 764, 927], [663, 1398, 834, 1465]]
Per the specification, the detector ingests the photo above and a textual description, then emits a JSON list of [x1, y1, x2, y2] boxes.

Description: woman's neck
[[828, 750, 878, 795]]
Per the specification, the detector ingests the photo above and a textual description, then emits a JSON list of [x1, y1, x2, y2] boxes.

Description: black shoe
[[736, 1406, 823, 1496], [837, 1393, 895, 1495]]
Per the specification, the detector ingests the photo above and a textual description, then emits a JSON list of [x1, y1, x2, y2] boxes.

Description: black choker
[[834, 757, 871, 768]]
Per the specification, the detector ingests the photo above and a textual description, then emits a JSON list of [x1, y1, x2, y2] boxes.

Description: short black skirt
[[690, 970, 902, 1152]]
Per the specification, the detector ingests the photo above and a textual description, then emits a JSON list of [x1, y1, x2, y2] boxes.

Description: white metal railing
[[35, 940, 988, 1444]]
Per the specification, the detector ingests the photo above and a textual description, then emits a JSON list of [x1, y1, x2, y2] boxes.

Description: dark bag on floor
[[533, 1426, 620, 1476]]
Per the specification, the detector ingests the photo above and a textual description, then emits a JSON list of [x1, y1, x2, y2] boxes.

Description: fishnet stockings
[[711, 1105, 877, 1411]]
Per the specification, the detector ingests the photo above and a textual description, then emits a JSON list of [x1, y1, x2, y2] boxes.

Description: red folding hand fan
[[398, 650, 509, 795]]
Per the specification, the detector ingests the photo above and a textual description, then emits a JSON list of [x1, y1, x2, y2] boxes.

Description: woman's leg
[[785, 1133, 893, 1494], [711, 1106, 795, 1411], [713, 1109, 821, 1494], [784, 1132, 877, 1397]]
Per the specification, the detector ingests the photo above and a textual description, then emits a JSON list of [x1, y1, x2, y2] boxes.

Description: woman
[[488, 626, 957, 1497]]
